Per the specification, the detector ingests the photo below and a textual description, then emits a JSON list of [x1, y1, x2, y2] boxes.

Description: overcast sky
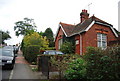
[[0, 0, 120, 45]]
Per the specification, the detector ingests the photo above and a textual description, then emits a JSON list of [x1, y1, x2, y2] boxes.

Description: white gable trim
[[60, 24, 68, 37], [85, 21, 95, 31], [85, 21, 119, 37], [95, 21, 112, 27], [54, 23, 68, 42], [110, 26, 119, 37], [95, 21, 119, 37]]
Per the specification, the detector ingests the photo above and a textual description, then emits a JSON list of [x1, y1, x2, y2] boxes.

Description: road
[[1, 46, 40, 80], [2, 68, 12, 79]]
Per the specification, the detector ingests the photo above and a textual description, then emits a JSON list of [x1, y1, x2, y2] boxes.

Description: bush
[[50, 54, 82, 79], [64, 57, 87, 79], [84, 46, 120, 79], [60, 41, 75, 54], [24, 45, 40, 63], [84, 47, 103, 79], [22, 32, 49, 64]]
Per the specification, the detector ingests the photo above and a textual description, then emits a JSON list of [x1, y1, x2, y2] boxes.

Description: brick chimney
[[80, 9, 89, 23]]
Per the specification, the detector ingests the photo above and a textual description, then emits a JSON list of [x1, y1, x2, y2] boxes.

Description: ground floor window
[[97, 33, 107, 49], [75, 40, 79, 45], [58, 39, 63, 49]]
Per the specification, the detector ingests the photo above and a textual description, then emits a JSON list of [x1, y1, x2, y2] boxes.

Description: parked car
[[41, 50, 64, 55], [0, 47, 16, 69]]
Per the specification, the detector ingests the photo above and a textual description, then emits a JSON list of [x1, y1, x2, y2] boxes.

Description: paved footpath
[[11, 50, 41, 79]]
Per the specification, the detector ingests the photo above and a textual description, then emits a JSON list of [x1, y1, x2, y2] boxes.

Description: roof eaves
[[69, 30, 85, 37], [95, 21, 112, 27], [85, 20, 95, 31], [60, 24, 68, 37], [110, 26, 119, 37], [95, 21, 119, 37], [54, 23, 68, 42]]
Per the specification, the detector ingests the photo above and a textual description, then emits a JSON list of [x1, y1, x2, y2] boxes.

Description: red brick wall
[[55, 27, 64, 50], [82, 24, 118, 54], [55, 23, 118, 54], [75, 35, 80, 54]]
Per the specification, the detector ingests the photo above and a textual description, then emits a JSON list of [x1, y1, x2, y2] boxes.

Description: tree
[[43, 28, 54, 47], [22, 32, 49, 63], [0, 30, 11, 44], [38, 31, 44, 36], [23, 32, 49, 50], [14, 17, 37, 36]]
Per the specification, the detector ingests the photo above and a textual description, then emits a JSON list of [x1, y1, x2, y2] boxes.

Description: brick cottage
[[55, 9, 119, 55]]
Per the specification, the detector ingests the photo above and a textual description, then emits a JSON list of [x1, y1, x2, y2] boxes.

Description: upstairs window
[[97, 33, 107, 49]]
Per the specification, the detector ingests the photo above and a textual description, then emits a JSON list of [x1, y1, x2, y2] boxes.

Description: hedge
[[64, 45, 120, 80], [23, 45, 40, 64], [84, 46, 120, 79]]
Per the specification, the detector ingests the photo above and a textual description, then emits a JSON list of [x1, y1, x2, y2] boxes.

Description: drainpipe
[[80, 34, 82, 55]]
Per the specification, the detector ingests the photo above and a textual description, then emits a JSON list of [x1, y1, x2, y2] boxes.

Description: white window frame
[[75, 40, 79, 45], [97, 33, 107, 49]]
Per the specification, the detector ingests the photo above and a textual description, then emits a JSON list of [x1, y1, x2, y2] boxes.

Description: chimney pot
[[80, 9, 89, 23], [83, 9, 85, 12]]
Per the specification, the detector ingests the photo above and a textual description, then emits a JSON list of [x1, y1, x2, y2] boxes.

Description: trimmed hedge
[[23, 45, 40, 64]]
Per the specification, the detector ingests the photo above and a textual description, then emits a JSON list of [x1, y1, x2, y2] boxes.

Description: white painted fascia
[[59, 24, 68, 37], [54, 23, 68, 42], [110, 26, 119, 37], [69, 30, 85, 37], [70, 21, 95, 36], [95, 21, 112, 27], [85, 21, 95, 31], [95, 21, 119, 37]]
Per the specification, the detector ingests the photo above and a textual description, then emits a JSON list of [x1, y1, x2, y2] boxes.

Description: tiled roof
[[59, 16, 115, 37], [60, 22, 75, 37], [71, 17, 93, 35]]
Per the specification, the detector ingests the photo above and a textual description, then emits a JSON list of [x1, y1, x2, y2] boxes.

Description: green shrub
[[64, 57, 87, 79], [50, 54, 82, 79], [23, 45, 40, 63], [84, 46, 120, 79], [60, 41, 75, 54]]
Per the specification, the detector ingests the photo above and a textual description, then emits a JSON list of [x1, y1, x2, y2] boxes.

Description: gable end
[[54, 23, 68, 42], [95, 21, 119, 37]]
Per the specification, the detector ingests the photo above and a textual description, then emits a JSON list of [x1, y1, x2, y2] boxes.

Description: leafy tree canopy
[[43, 28, 53, 38], [14, 17, 37, 36], [0, 30, 11, 44], [43, 28, 54, 47], [38, 31, 44, 36], [23, 32, 49, 50]]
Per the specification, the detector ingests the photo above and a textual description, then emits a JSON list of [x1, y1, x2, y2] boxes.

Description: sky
[[0, 0, 120, 45]]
